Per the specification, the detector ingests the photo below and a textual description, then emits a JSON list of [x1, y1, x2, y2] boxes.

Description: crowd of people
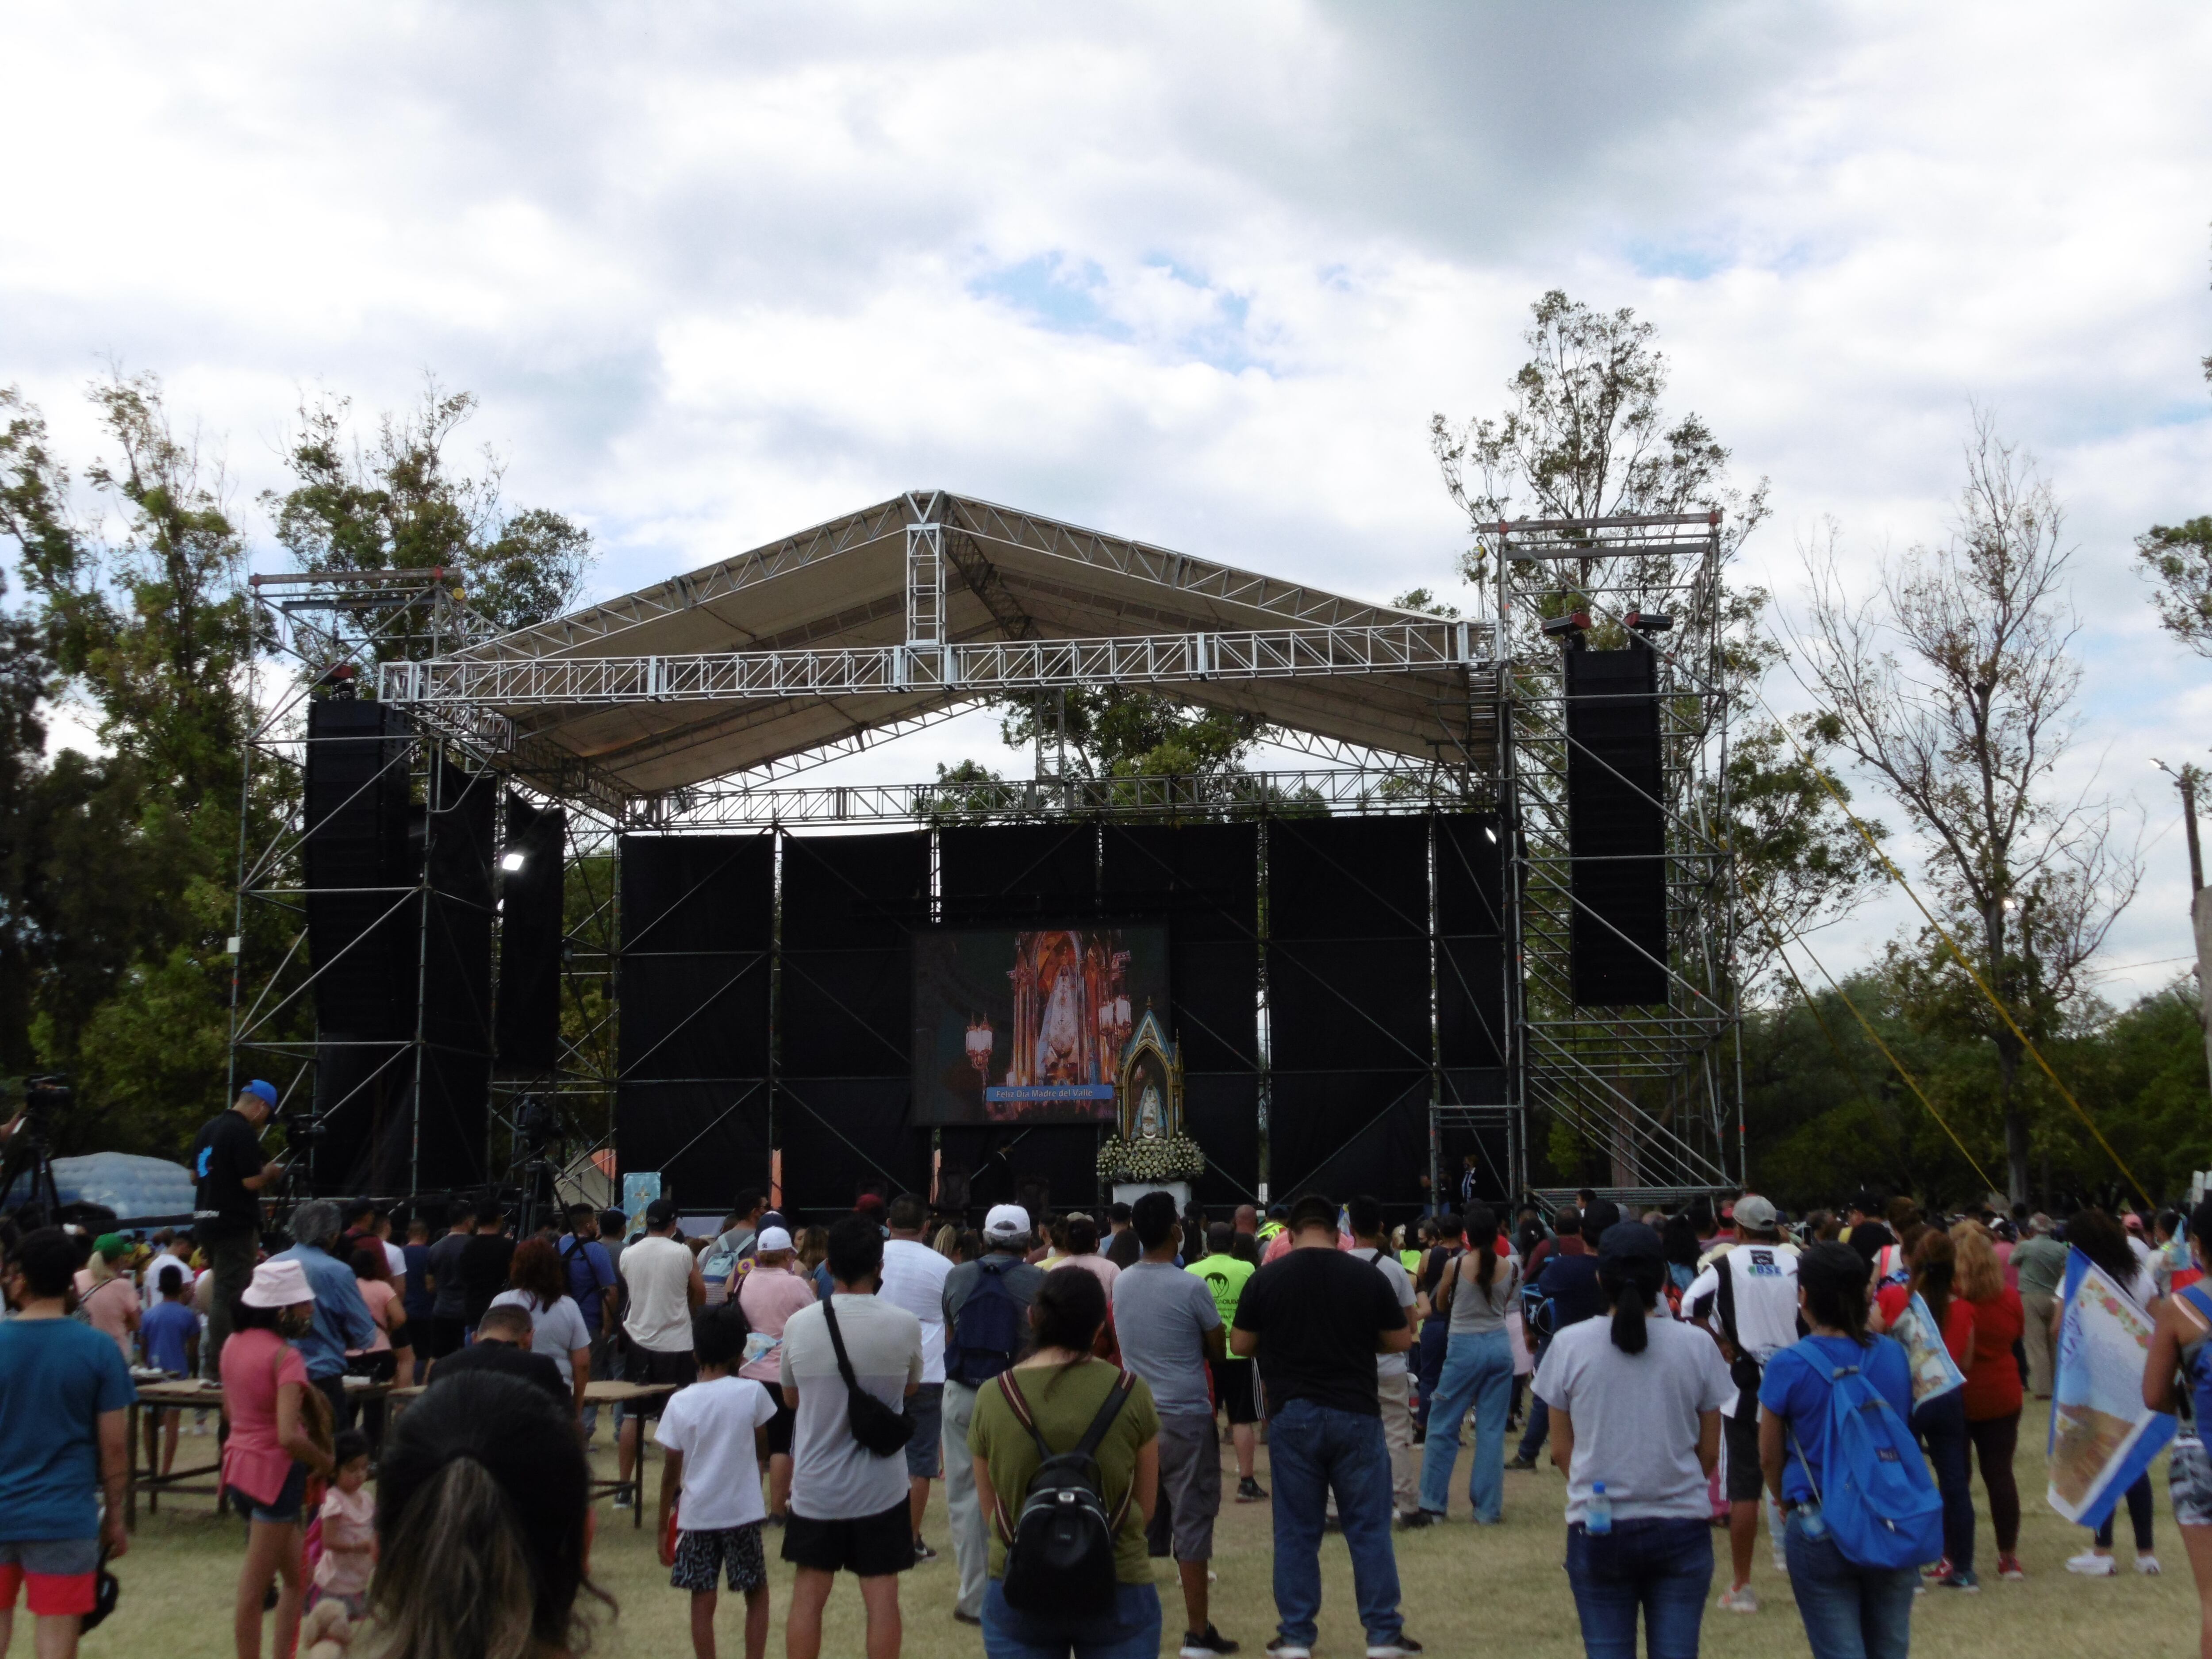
[[3, 1078, 2212, 1659]]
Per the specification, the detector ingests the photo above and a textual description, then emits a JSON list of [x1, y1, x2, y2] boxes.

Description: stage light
[[1484, 825, 1498, 844], [1624, 610, 1674, 633], [501, 851, 527, 873], [1541, 611, 1590, 640]]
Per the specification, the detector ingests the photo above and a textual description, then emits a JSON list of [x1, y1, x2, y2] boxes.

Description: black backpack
[[995, 1366, 1137, 1616]]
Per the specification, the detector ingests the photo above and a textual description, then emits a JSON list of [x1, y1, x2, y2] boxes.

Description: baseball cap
[[240, 1258, 312, 1309], [983, 1203, 1031, 1241], [1596, 1221, 1664, 1267], [242, 1079, 278, 1108], [755, 1226, 794, 1253], [645, 1197, 678, 1229], [855, 1193, 887, 1216], [1733, 1195, 1779, 1232], [92, 1233, 130, 1262]]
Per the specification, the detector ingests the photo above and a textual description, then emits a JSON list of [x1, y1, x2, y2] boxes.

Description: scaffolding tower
[[1497, 511, 1743, 1201]]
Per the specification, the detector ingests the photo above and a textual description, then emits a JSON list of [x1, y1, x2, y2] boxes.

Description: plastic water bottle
[[1587, 1482, 1612, 1535]]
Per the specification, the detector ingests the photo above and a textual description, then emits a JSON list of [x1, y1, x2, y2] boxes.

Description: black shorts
[[1210, 1358, 1259, 1426], [1723, 1408, 1764, 1503], [780, 1499, 914, 1578], [672, 1523, 767, 1594], [764, 1390, 796, 1456], [629, 1347, 699, 1389]]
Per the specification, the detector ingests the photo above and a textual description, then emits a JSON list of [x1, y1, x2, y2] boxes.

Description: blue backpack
[[1792, 1345, 1944, 1570], [946, 1256, 1026, 1386]]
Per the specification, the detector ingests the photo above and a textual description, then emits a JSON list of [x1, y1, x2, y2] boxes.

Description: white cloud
[[3, 0, 2209, 1000]]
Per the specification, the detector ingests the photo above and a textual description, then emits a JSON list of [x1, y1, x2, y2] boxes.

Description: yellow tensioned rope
[[1738, 875, 2003, 1196], [1756, 698, 2151, 1209]]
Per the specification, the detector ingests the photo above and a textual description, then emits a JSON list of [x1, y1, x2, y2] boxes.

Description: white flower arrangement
[[1096, 1132, 1206, 1182]]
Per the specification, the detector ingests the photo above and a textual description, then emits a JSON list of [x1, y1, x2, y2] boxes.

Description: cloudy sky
[[3, 3, 2208, 1001]]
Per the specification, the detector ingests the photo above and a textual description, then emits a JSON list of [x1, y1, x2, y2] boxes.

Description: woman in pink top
[[737, 1226, 818, 1521], [73, 1235, 140, 1363], [346, 1243, 411, 1452], [1052, 1215, 1121, 1294], [221, 1257, 334, 1659]]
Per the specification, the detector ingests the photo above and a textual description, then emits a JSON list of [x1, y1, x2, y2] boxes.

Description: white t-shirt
[[382, 1239, 409, 1290], [622, 1234, 697, 1354], [877, 1238, 954, 1386], [1360, 1247, 1418, 1380], [779, 1293, 923, 1521], [655, 1374, 780, 1531], [1534, 1314, 1734, 1524], [1686, 1241, 1802, 1411], [142, 1252, 188, 1308], [487, 1290, 593, 1385]]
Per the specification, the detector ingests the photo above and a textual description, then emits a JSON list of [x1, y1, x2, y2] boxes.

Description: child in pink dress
[[310, 1430, 376, 1619]]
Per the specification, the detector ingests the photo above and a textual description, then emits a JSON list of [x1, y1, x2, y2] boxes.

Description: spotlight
[[1541, 611, 1590, 641], [1484, 825, 1498, 844], [500, 851, 527, 873], [1624, 610, 1674, 633]]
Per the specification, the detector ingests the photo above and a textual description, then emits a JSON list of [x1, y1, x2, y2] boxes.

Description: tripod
[[0, 1114, 62, 1223]]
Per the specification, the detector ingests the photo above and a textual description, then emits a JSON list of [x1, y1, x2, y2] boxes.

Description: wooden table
[[125, 1379, 223, 1528]]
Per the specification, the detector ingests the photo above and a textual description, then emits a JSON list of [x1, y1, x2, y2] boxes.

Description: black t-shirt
[[1233, 1245, 1407, 1416], [459, 1234, 518, 1325], [190, 1110, 265, 1241], [1535, 1254, 1605, 1333], [427, 1340, 569, 1409]]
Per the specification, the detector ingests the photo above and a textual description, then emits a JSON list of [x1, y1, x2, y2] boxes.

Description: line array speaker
[[1565, 643, 1667, 1005]]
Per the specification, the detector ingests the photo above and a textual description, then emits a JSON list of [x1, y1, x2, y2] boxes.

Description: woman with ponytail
[[1533, 1221, 1733, 1658], [367, 1371, 610, 1659], [1415, 1202, 1521, 1525]]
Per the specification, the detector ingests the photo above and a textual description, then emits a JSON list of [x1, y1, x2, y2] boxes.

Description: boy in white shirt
[[657, 1302, 781, 1659]]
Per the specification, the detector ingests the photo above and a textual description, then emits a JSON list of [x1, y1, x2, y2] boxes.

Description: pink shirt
[[1053, 1253, 1121, 1295], [737, 1265, 818, 1383], [349, 1279, 397, 1354], [72, 1271, 138, 1363], [314, 1482, 377, 1594], [221, 1328, 309, 1505]]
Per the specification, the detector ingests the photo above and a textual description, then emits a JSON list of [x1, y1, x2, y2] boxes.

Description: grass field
[[93, 1400, 2197, 1658]]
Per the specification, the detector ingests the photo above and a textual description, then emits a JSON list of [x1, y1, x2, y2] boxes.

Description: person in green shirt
[[968, 1264, 1162, 1657], [2010, 1215, 2070, 1398], [1190, 1223, 1265, 1502]]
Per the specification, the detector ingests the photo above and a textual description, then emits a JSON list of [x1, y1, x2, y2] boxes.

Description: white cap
[[755, 1226, 794, 1253], [240, 1258, 313, 1310], [983, 1204, 1031, 1241]]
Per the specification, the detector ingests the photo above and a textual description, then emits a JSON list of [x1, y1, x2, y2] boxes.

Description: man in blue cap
[[188, 1080, 287, 1365]]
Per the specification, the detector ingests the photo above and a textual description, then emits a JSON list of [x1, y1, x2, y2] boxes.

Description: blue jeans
[[1418, 1327, 1513, 1520], [1414, 1317, 1450, 1435], [1784, 1510, 1916, 1659], [1565, 1517, 1714, 1659], [1910, 1388, 1972, 1570], [1267, 1397, 1404, 1647], [981, 1578, 1160, 1659]]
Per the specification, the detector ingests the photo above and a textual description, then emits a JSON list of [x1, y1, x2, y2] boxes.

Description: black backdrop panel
[[618, 836, 772, 1082], [776, 1079, 929, 1210], [1566, 645, 1667, 1005], [303, 701, 416, 1040], [495, 793, 566, 1072], [940, 823, 1097, 921], [780, 832, 929, 1079], [614, 1081, 771, 1209], [1267, 1071, 1429, 1205], [418, 765, 496, 1190], [1103, 823, 1258, 1073], [1436, 813, 1508, 1071], [1182, 1073, 1260, 1207], [939, 1124, 1102, 1215], [1267, 816, 1431, 1072]]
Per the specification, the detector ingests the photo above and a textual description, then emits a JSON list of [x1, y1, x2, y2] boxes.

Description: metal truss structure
[[227, 491, 1737, 1210], [1495, 511, 1743, 1196]]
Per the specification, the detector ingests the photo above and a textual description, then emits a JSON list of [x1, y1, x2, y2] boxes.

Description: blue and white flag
[[2047, 1248, 2176, 1527]]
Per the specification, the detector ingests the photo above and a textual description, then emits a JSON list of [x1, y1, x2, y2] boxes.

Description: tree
[[1798, 412, 2139, 1205], [264, 382, 595, 650], [2135, 516, 2212, 657]]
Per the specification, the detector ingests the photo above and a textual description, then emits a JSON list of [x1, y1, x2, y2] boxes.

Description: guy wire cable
[[1747, 684, 2151, 1208], [1738, 872, 2003, 1195]]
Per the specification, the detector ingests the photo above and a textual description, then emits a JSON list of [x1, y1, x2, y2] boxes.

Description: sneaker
[[764, 1512, 787, 1528], [2135, 1554, 2162, 1575], [1396, 1509, 1435, 1529], [1180, 1626, 1239, 1656], [913, 1538, 937, 1562], [953, 1609, 983, 1627], [1771, 1551, 1789, 1576], [1717, 1584, 1759, 1614], [1505, 1454, 1538, 1471], [1367, 1640, 1424, 1658], [1264, 1640, 1313, 1659], [1921, 1556, 1952, 1578], [1237, 1476, 1268, 1503], [611, 1492, 633, 1510], [1997, 1554, 2025, 1580], [2065, 1551, 2117, 1576], [1938, 1567, 1980, 1592]]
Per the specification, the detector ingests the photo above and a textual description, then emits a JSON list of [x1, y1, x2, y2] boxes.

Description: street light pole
[[2154, 760, 2211, 1102]]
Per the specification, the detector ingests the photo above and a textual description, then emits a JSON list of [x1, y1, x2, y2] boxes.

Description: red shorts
[[0, 1556, 96, 1617]]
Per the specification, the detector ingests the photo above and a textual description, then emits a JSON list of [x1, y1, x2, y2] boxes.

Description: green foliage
[[2135, 515, 2212, 657], [996, 687, 1267, 782]]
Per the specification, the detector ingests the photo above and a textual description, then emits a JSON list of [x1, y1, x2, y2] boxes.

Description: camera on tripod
[[19, 1074, 72, 1127]]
